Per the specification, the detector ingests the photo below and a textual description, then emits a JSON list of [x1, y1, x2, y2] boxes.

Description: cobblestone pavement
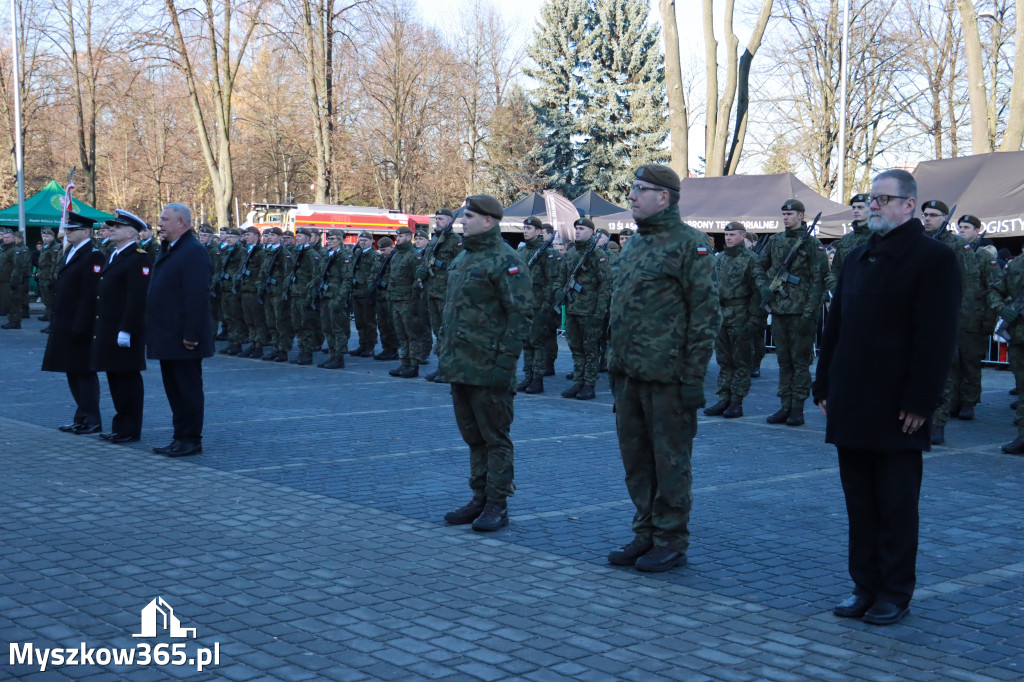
[[2, 312, 1023, 681]]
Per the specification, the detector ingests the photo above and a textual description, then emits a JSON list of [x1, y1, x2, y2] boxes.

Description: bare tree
[[659, 0, 688, 176]]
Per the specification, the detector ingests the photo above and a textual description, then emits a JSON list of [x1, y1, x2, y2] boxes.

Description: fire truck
[[281, 205, 433, 244]]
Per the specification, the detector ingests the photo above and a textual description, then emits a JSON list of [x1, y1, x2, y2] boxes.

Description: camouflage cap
[[850, 193, 870, 205], [922, 199, 949, 214], [958, 214, 982, 230], [465, 194, 503, 220], [724, 221, 746, 232], [378, 236, 394, 248], [781, 199, 805, 213], [436, 208, 454, 218], [396, 225, 413, 236], [523, 216, 543, 230], [574, 217, 595, 230], [634, 164, 680, 191]]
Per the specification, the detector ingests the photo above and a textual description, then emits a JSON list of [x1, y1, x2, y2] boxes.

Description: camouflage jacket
[[437, 225, 533, 389], [759, 223, 828, 316], [283, 244, 321, 300], [258, 243, 288, 295], [36, 241, 61, 285], [374, 251, 393, 301], [964, 240, 1004, 332], [351, 246, 380, 298], [214, 243, 243, 293], [235, 243, 264, 293], [826, 220, 871, 295], [518, 235, 561, 310], [139, 238, 159, 260], [388, 241, 422, 303], [715, 244, 767, 327], [0, 242, 31, 287], [206, 242, 222, 289], [558, 236, 611, 317], [416, 227, 462, 299], [314, 246, 354, 303], [607, 204, 721, 387]]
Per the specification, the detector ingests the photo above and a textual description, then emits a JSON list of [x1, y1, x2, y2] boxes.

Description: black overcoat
[[146, 231, 214, 361], [41, 243, 105, 373], [92, 246, 152, 372], [812, 219, 961, 451]]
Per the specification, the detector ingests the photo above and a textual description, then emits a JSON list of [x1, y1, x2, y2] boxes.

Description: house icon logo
[[132, 597, 197, 638]]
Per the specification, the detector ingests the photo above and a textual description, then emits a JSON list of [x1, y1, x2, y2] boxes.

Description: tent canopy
[[593, 173, 851, 238], [502, 192, 547, 219], [572, 190, 624, 217], [0, 180, 114, 228]]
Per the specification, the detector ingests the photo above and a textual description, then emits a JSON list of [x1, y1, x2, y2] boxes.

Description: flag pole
[[9, 0, 25, 237]]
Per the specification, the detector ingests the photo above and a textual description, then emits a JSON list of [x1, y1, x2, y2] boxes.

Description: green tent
[[0, 180, 113, 229]]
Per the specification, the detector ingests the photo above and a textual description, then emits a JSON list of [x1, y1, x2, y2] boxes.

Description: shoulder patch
[[508, 265, 520, 275], [817, 245, 825, 250], [696, 245, 709, 256], [142, 266, 151, 276], [964, 244, 972, 250]]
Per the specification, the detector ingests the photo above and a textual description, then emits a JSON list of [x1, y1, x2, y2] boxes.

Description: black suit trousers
[[67, 371, 100, 427], [837, 447, 922, 608], [106, 370, 144, 437], [159, 359, 204, 444]]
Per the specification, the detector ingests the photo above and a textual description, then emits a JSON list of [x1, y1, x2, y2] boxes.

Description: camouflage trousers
[[955, 330, 988, 406], [240, 291, 267, 348], [1, 285, 21, 323], [612, 375, 696, 553], [750, 308, 768, 369], [211, 290, 222, 323], [290, 295, 319, 355], [566, 313, 604, 387], [221, 290, 245, 345], [715, 319, 753, 400], [264, 292, 293, 354], [451, 382, 515, 501], [352, 295, 378, 352], [319, 296, 351, 360], [772, 313, 815, 405], [39, 278, 55, 316], [415, 290, 434, 355], [392, 299, 429, 366], [933, 348, 959, 428], [376, 296, 398, 353], [522, 307, 559, 379], [426, 295, 444, 347]]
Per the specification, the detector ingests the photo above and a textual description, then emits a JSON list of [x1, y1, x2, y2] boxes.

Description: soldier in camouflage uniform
[[413, 228, 434, 362], [759, 199, 829, 426], [93, 224, 114, 258], [215, 228, 245, 355], [418, 209, 462, 382], [36, 228, 60, 325], [350, 231, 380, 356], [0, 229, 32, 329], [440, 194, 533, 532], [543, 224, 561, 377], [557, 217, 611, 401], [256, 227, 290, 361], [199, 226, 223, 337], [826, 194, 872, 296], [992, 246, 1024, 453], [387, 226, 429, 377], [704, 222, 767, 419], [138, 225, 159, 260], [235, 226, 267, 358], [515, 217, 560, 394], [314, 230, 354, 369], [607, 164, 720, 573], [283, 227, 322, 365], [373, 237, 399, 360]]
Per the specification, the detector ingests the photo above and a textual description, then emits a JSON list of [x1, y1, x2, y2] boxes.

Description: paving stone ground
[[2, 310, 1023, 681]]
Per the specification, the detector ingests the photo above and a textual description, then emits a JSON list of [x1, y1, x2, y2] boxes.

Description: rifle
[[762, 211, 822, 313], [994, 285, 1024, 342], [928, 203, 957, 240], [423, 223, 454, 279], [213, 243, 238, 296], [556, 237, 600, 312], [751, 233, 770, 256], [257, 245, 282, 305], [528, 234, 556, 269], [234, 243, 258, 295], [283, 246, 307, 303], [311, 249, 337, 312], [373, 249, 396, 294]]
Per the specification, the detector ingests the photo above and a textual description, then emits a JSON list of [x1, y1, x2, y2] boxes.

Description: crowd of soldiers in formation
[[3, 193, 1023, 452]]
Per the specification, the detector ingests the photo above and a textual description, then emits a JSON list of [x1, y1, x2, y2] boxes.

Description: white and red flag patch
[[696, 245, 709, 255], [508, 266, 520, 275]]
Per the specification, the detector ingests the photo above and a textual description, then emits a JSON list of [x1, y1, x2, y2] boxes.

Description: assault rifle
[[257, 245, 282, 305], [283, 246, 307, 303], [421, 222, 454, 281], [762, 211, 822, 313], [233, 243, 258, 295], [373, 249, 396, 293], [311, 250, 337, 312], [213, 244, 238, 296], [556, 237, 599, 312], [528, 234, 556, 269]]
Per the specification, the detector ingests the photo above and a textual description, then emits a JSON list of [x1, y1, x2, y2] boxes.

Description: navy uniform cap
[[65, 211, 98, 230], [106, 209, 148, 233]]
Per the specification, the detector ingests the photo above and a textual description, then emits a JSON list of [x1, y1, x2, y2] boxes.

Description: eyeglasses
[[921, 212, 944, 218], [630, 184, 664, 194], [868, 194, 909, 206]]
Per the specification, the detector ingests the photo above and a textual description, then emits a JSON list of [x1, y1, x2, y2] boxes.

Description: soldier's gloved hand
[[491, 354, 518, 394], [1000, 306, 1019, 323], [679, 384, 705, 410]]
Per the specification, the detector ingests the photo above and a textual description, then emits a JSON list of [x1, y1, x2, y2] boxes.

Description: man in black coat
[[93, 210, 152, 444], [41, 212, 106, 434], [147, 203, 214, 457], [813, 169, 961, 626]]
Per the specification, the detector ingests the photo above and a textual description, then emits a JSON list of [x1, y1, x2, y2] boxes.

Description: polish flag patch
[[817, 245, 825, 251], [508, 266, 520, 275], [142, 266, 151, 276], [696, 246, 709, 255], [93, 264, 101, 273]]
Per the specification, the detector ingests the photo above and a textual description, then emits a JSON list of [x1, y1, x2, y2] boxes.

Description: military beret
[[781, 199, 805, 213], [65, 211, 97, 231], [850, 193, 870, 205], [106, 209, 148, 233], [606, 241, 621, 253], [222, 227, 241, 236], [396, 225, 413, 236], [415, 229, 429, 240], [465, 194, 503, 220], [724, 221, 746, 232], [541, 223, 554, 233], [377, 236, 394, 248], [244, 226, 261, 236], [327, 229, 345, 240], [922, 199, 949, 215], [40, 228, 54, 236], [958, 214, 981, 230], [574, 217, 595, 230], [0, 227, 11, 234], [634, 164, 680, 192], [282, 230, 294, 237], [198, 223, 215, 234], [296, 227, 314, 238], [357, 230, 372, 239], [436, 208, 454, 218], [620, 227, 635, 236], [523, 216, 543, 229], [266, 227, 283, 236]]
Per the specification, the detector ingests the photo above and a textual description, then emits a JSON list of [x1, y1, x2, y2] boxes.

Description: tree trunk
[[955, 0, 993, 153], [659, 0, 688, 177], [724, 0, 772, 175], [1000, 0, 1024, 150], [701, 0, 720, 176]]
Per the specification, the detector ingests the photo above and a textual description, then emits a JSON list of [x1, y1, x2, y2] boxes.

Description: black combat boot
[[389, 365, 404, 376], [296, 354, 313, 366], [323, 357, 345, 369], [425, 371, 438, 382], [399, 365, 419, 378], [561, 384, 582, 399], [274, 351, 289, 362], [766, 402, 790, 424], [1012, 400, 1019, 410], [225, 343, 243, 355], [930, 424, 944, 445], [723, 400, 743, 418], [608, 538, 653, 566], [374, 350, 399, 361], [703, 399, 729, 417], [957, 403, 974, 420], [1012, 387, 1020, 395], [1001, 435, 1024, 455], [786, 401, 805, 426], [444, 496, 486, 524], [0, 322, 22, 329], [576, 385, 596, 400], [516, 375, 532, 391], [432, 374, 447, 383], [472, 499, 509, 531], [565, 372, 574, 380], [524, 377, 544, 394]]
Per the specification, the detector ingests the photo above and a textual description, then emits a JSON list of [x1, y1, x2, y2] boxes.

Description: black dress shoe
[[608, 539, 654, 566], [862, 601, 909, 626], [110, 434, 141, 444], [99, 432, 117, 441], [832, 594, 872, 618], [58, 422, 83, 432], [153, 440, 183, 455], [635, 546, 687, 573], [70, 423, 102, 435], [165, 442, 202, 457]]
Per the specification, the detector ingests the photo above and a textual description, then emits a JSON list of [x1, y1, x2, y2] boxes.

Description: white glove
[[117, 331, 131, 348]]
